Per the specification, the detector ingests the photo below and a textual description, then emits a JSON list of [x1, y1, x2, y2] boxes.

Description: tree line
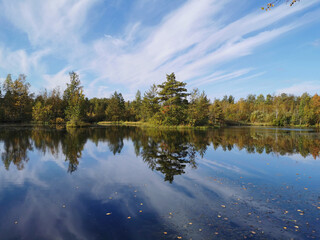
[[0, 72, 319, 127]]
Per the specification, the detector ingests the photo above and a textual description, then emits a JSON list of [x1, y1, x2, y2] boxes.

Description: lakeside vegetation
[[0, 72, 319, 128]]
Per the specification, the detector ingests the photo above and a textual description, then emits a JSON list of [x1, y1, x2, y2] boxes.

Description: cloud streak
[[0, 0, 319, 97]]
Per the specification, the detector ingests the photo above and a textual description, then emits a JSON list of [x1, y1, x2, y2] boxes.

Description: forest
[[0, 71, 319, 127]]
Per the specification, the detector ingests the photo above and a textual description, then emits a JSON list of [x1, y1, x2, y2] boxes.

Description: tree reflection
[[0, 126, 319, 181], [139, 129, 198, 183], [0, 128, 33, 170], [62, 128, 87, 173]]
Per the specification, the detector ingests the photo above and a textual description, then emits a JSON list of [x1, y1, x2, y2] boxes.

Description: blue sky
[[0, 0, 319, 100]]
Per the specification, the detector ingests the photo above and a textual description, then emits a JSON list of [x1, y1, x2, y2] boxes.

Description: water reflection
[[0, 126, 319, 239], [1, 126, 320, 180]]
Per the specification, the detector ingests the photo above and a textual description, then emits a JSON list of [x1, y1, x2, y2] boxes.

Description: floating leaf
[[106, 213, 112, 216]]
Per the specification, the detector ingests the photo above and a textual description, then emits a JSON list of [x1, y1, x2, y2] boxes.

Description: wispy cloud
[[0, 0, 319, 97], [276, 81, 320, 95], [0, 47, 49, 76], [85, 0, 319, 96], [311, 38, 320, 47]]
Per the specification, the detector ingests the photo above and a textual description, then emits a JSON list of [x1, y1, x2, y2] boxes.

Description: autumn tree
[[63, 72, 86, 126], [188, 88, 210, 126], [262, 0, 300, 10], [2, 74, 33, 122], [209, 100, 224, 126]]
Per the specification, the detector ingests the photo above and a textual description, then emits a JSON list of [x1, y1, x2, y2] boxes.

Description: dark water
[[0, 126, 319, 240]]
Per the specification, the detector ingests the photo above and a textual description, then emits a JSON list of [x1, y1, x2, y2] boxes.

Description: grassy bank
[[97, 121, 219, 129]]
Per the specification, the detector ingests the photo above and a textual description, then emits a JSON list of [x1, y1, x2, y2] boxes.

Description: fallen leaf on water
[[217, 215, 221, 218], [284, 211, 288, 214], [294, 226, 299, 229], [14, 221, 18, 224], [251, 231, 256, 234], [109, 197, 112, 200], [163, 232, 167, 235], [106, 213, 112, 216], [127, 216, 131, 219], [169, 212, 173, 215], [177, 236, 182, 239], [214, 232, 219, 235], [139, 210, 142, 213], [140, 203, 143, 206], [304, 188, 308, 190], [317, 207, 320, 210], [221, 205, 226, 208], [283, 227, 287, 230], [199, 229, 202, 232], [62, 204, 66, 208], [188, 222, 192, 225]]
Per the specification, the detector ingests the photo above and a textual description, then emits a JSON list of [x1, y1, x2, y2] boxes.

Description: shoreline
[[0, 121, 318, 130]]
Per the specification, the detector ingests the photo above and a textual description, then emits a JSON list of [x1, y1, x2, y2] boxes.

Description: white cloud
[[0, 47, 49, 75], [43, 67, 71, 91], [311, 38, 320, 47], [0, 0, 319, 97], [85, 0, 320, 97], [276, 81, 320, 95], [1, 0, 99, 47]]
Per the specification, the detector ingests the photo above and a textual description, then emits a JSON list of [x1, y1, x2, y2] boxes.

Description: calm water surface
[[0, 126, 319, 239]]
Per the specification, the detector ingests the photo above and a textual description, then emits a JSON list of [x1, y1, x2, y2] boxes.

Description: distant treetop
[[262, 0, 300, 11]]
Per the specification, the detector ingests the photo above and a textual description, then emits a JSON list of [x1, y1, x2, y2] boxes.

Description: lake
[[0, 126, 319, 239]]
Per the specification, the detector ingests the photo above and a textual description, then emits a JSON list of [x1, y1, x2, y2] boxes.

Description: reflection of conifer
[[139, 130, 198, 183]]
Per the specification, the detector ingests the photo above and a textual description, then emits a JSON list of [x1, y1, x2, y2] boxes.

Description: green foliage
[[209, 100, 224, 126], [141, 84, 160, 121], [156, 73, 189, 125], [1, 74, 33, 122], [64, 72, 86, 125], [0, 71, 319, 128], [105, 91, 125, 121], [188, 89, 210, 126]]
